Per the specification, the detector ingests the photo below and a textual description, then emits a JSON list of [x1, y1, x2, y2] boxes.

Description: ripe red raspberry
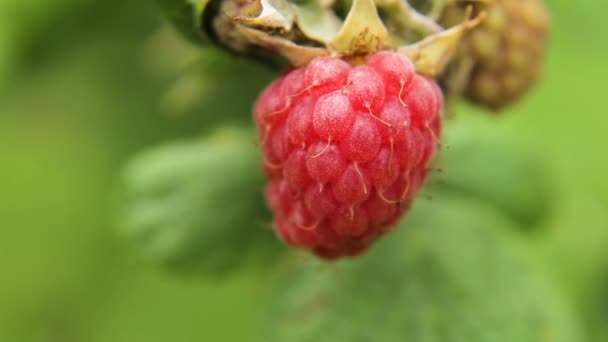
[[255, 51, 443, 259]]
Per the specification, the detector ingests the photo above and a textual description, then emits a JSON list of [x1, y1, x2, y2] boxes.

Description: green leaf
[[431, 125, 553, 228], [536, 195, 608, 295], [533, 195, 608, 342], [158, 49, 275, 118], [156, 0, 209, 43], [120, 126, 282, 276], [259, 195, 581, 341]]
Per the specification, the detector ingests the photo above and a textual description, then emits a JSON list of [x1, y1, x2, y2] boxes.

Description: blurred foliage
[[432, 125, 553, 228], [261, 195, 581, 341], [121, 127, 281, 275], [0, 0, 607, 341], [155, 0, 204, 43]]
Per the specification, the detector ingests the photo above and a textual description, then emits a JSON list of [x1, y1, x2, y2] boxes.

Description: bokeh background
[[0, 0, 606, 341]]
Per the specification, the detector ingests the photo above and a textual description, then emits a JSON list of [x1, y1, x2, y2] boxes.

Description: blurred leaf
[[589, 267, 608, 342], [431, 126, 553, 228], [537, 195, 608, 296], [158, 49, 275, 123], [0, 0, 84, 86], [259, 195, 581, 341], [121, 126, 283, 276], [533, 195, 608, 342], [156, 0, 209, 43]]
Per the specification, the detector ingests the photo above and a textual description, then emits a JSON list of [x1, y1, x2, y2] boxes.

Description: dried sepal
[[234, 0, 297, 31], [237, 25, 329, 67], [158, 0, 479, 75], [399, 7, 485, 77], [330, 0, 389, 56], [296, 0, 343, 44]]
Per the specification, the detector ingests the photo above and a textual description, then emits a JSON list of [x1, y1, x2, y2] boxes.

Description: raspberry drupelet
[[255, 51, 443, 259]]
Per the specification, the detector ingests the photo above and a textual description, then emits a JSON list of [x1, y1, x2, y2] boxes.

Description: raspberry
[[440, 0, 550, 110], [254, 51, 443, 259]]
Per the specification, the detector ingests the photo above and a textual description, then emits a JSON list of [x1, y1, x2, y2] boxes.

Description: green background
[[0, 0, 606, 341]]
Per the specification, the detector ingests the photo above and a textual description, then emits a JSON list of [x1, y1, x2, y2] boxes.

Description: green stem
[[377, 0, 443, 36]]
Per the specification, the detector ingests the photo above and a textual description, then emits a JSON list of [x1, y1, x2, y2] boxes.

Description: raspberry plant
[[118, 0, 578, 340], [145, 0, 491, 262]]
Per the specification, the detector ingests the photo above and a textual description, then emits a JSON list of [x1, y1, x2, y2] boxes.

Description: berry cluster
[[440, 0, 550, 110], [255, 51, 443, 259]]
